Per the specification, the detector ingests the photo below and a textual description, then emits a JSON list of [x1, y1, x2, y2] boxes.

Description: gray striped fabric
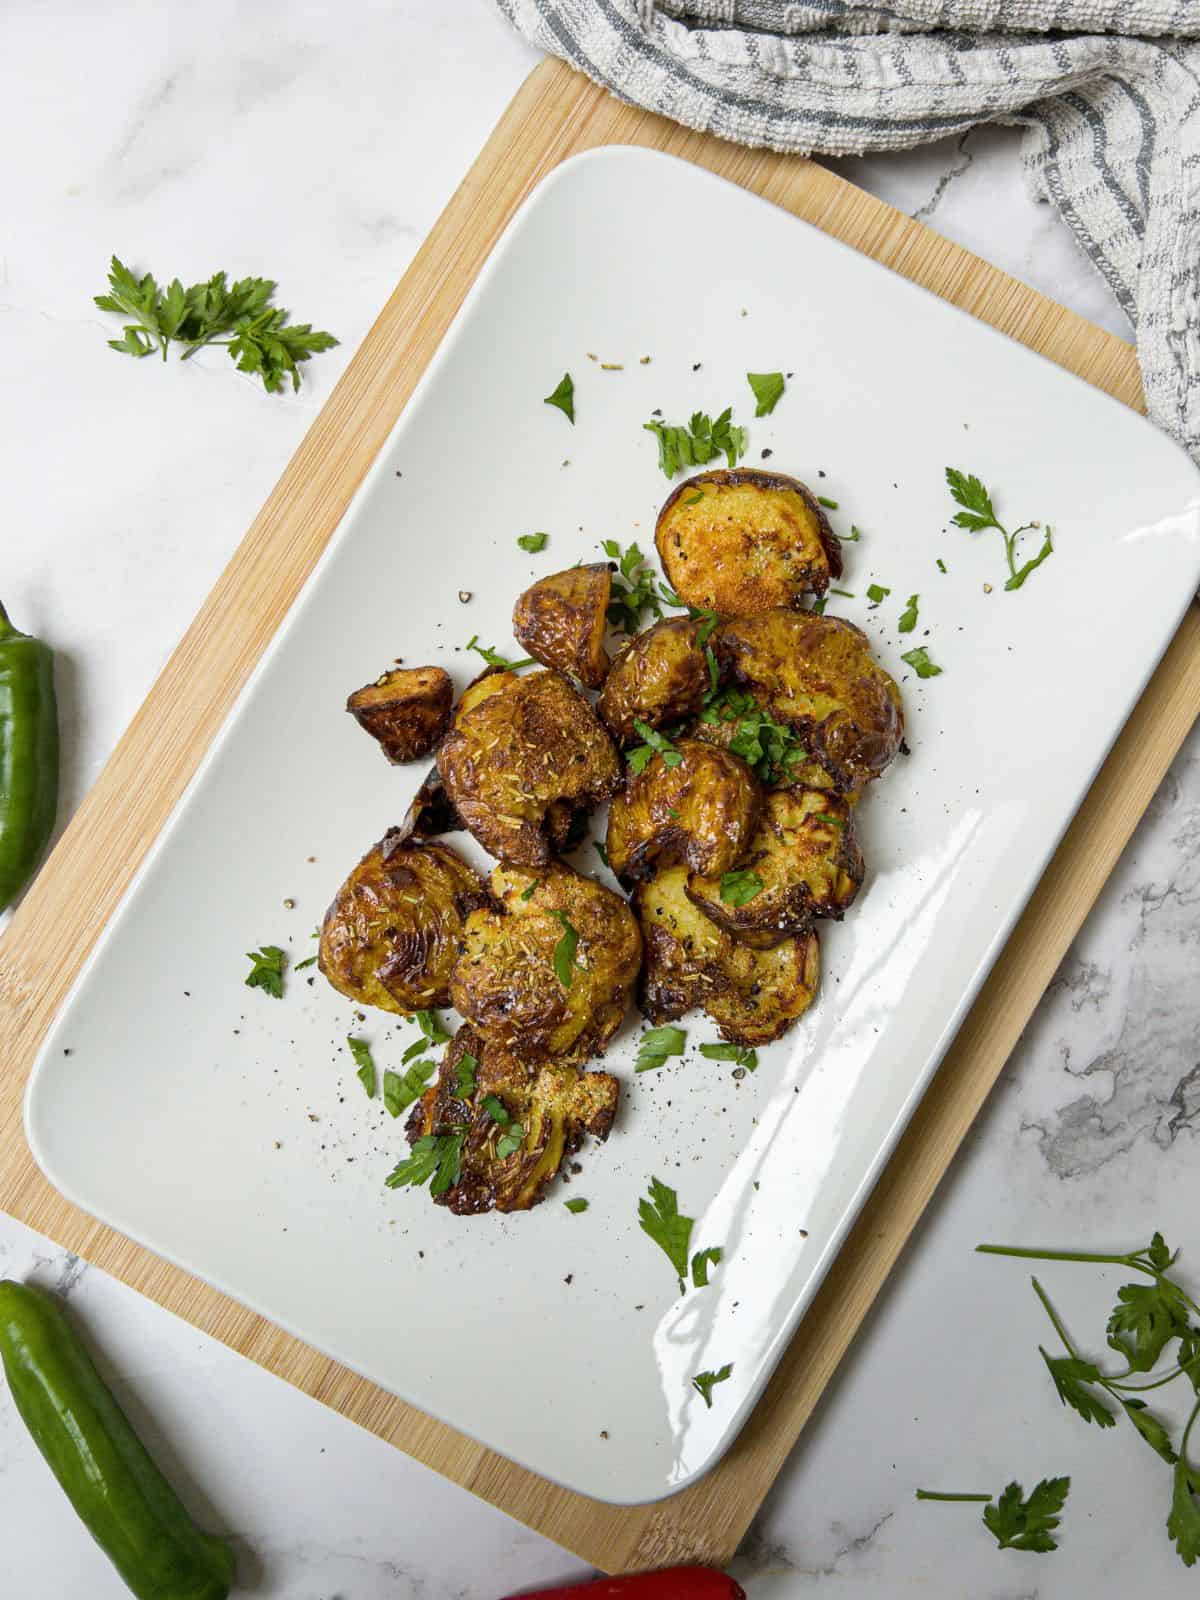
[[495, 1, 1200, 461]]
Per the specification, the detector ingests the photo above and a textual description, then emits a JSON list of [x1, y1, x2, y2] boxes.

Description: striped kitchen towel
[[495, 1, 1200, 463]]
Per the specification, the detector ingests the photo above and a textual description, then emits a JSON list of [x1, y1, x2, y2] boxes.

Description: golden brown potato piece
[[346, 666, 452, 763], [606, 738, 760, 884], [319, 832, 485, 1014], [404, 1025, 618, 1215], [451, 862, 642, 1064], [715, 610, 904, 791], [396, 765, 463, 841], [513, 563, 612, 689], [636, 864, 819, 1046], [656, 470, 842, 617], [597, 616, 712, 744], [437, 669, 620, 867], [686, 788, 863, 948]]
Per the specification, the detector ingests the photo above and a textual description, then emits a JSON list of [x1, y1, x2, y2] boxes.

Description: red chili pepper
[[501, 1568, 746, 1600]]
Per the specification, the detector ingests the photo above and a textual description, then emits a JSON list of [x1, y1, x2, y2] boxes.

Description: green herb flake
[[811, 597, 827, 615], [517, 532, 548, 553], [244, 944, 286, 999], [383, 1058, 436, 1118], [692, 1363, 733, 1408], [520, 879, 541, 902], [564, 1198, 589, 1215], [698, 1042, 758, 1070], [544, 372, 574, 424], [898, 593, 920, 633], [720, 868, 764, 907], [936, 557, 947, 573], [983, 1477, 1071, 1554], [866, 582, 891, 605], [817, 495, 839, 511], [293, 954, 317, 971], [684, 491, 705, 506], [845, 525, 862, 542], [635, 1025, 688, 1073], [901, 646, 942, 679], [813, 811, 842, 828], [628, 719, 683, 774], [496, 1127, 525, 1160], [385, 1131, 465, 1196], [604, 539, 666, 634], [454, 1052, 478, 1100], [550, 912, 579, 990], [466, 635, 535, 671], [691, 1246, 724, 1288], [829, 588, 855, 598], [347, 1036, 377, 1098], [746, 371, 785, 417], [644, 407, 746, 478], [639, 1176, 694, 1287]]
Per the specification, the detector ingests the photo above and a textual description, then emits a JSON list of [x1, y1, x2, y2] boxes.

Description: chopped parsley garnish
[[385, 1131, 465, 1196], [454, 1052, 478, 1099], [348, 1036, 377, 1097], [638, 1177, 694, 1288], [946, 467, 1054, 590], [603, 539, 665, 633], [519, 879, 541, 902], [901, 645, 942, 678], [517, 531, 548, 553], [293, 954, 317, 971], [543, 372, 574, 424], [811, 597, 827, 615], [704, 644, 720, 696], [644, 407, 746, 477], [627, 719, 683, 775], [936, 557, 947, 573], [691, 1247, 724, 1288], [482, 1093, 511, 1126], [846, 525, 863, 542], [466, 635, 535, 671], [695, 611, 719, 647], [496, 1128, 525, 1160], [401, 1010, 451, 1064], [383, 1058, 436, 1117], [635, 1025, 687, 1073], [813, 811, 843, 827], [683, 491, 705, 506], [866, 582, 890, 606], [564, 1197, 589, 1214], [720, 869, 763, 906], [699, 1042, 758, 1070], [692, 1364, 733, 1408], [898, 593, 920, 633], [244, 944, 286, 998], [701, 689, 807, 783], [746, 370, 785, 416], [550, 911, 579, 989], [916, 1479, 1070, 1554], [817, 495, 839, 510], [829, 588, 855, 598]]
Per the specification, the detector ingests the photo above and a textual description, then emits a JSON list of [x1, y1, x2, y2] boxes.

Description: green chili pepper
[[0, 600, 59, 912], [0, 1280, 235, 1600]]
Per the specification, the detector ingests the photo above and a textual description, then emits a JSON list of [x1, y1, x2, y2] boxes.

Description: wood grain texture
[[0, 58, 1195, 1572]]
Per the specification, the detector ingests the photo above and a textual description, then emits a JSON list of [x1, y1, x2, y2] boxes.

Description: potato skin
[[513, 563, 612, 689], [406, 1026, 619, 1215], [597, 616, 711, 744], [715, 610, 904, 791], [396, 764, 463, 841], [451, 862, 643, 1064], [346, 666, 452, 763], [656, 470, 842, 617], [636, 864, 820, 1046], [686, 787, 863, 948], [319, 832, 485, 1014], [606, 737, 760, 884], [437, 668, 620, 867]]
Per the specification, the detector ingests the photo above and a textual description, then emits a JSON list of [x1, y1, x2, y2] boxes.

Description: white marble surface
[[2, 2, 1197, 1595]]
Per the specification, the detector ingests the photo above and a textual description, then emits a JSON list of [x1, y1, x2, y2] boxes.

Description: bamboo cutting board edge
[[1, 59, 1197, 1573]]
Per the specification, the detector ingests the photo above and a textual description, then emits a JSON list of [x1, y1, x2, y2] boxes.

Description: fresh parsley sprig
[[466, 636, 535, 671], [917, 1479, 1071, 1554], [692, 1363, 734, 1408], [244, 945, 286, 998], [627, 720, 683, 776], [635, 1025, 687, 1073], [701, 689, 808, 783], [644, 408, 746, 478], [603, 540, 665, 634], [946, 468, 1054, 591], [96, 257, 337, 394], [385, 1131, 465, 1197]]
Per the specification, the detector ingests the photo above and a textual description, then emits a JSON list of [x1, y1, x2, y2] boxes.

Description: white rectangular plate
[[26, 149, 1200, 1505]]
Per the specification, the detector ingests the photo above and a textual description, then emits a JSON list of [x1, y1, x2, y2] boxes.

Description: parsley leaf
[[347, 1036, 377, 1097], [550, 911, 579, 989], [415, 1010, 451, 1046], [898, 594, 920, 633], [564, 1197, 589, 1214], [627, 719, 683, 775], [1121, 1399, 1178, 1464], [1169, 1457, 1200, 1566], [746, 371, 785, 416], [901, 646, 942, 679], [817, 495, 839, 511], [517, 532, 548, 553], [385, 1132, 465, 1196], [639, 1176, 694, 1286], [96, 257, 337, 394], [982, 1477, 1070, 1553], [496, 1127, 525, 1159], [866, 582, 890, 605], [698, 1042, 758, 1070], [244, 945, 286, 998], [544, 372, 574, 424], [635, 1025, 687, 1073], [482, 1093, 511, 1126], [701, 689, 807, 783], [454, 1052, 478, 1099], [294, 954, 317, 971], [520, 879, 541, 902], [1040, 1350, 1117, 1428], [466, 635, 535, 671], [692, 1364, 733, 1408], [383, 1059, 436, 1117], [1107, 1280, 1192, 1373], [720, 869, 763, 907], [643, 407, 746, 477], [692, 1246, 724, 1288], [945, 466, 1055, 591], [603, 539, 666, 634]]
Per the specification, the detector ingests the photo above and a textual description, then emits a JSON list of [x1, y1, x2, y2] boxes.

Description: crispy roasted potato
[[513, 563, 612, 689], [437, 668, 620, 867], [715, 610, 904, 791], [636, 864, 820, 1046], [319, 832, 485, 1014], [396, 764, 463, 841], [451, 862, 642, 1063], [686, 788, 863, 947], [404, 1025, 619, 1215], [597, 615, 712, 744], [656, 469, 842, 617], [606, 737, 760, 884], [346, 666, 452, 763]]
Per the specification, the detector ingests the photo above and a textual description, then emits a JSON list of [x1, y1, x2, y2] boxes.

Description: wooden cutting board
[[2, 58, 1198, 1573]]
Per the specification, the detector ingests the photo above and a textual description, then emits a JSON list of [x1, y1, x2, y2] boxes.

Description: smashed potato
[[346, 666, 452, 763], [437, 669, 620, 867], [636, 864, 820, 1046], [715, 610, 904, 791], [606, 738, 760, 884], [396, 764, 462, 841], [686, 788, 863, 947], [319, 833, 485, 1014], [513, 563, 612, 689], [405, 1026, 619, 1214], [451, 862, 642, 1063], [597, 615, 712, 744], [656, 470, 842, 617]]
